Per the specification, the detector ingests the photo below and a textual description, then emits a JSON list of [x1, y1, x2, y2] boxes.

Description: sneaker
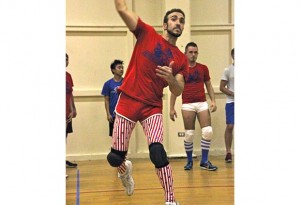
[[165, 202, 179, 205], [200, 161, 218, 171], [118, 160, 134, 196], [66, 160, 77, 168], [225, 153, 232, 163], [184, 161, 193, 170]]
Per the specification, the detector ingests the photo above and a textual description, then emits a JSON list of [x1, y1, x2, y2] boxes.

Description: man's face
[[164, 12, 185, 37], [113, 64, 124, 76], [185, 46, 198, 63]]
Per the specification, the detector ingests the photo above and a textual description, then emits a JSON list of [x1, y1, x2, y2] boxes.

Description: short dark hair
[[163, 8, 185, 24], [110, 59, 123, 70], [185, 42, 198, 52], [66, 53, 69, 58]]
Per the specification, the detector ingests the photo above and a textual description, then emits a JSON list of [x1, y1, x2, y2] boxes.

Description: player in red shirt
[[107, 1, 188, 205], [170, 42, 218, 172], [66, 53, 77, 170]]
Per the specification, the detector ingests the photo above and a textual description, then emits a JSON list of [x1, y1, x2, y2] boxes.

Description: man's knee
[[107, 148, 127, 167], [149, 143, 169, 168], [226, 124, 234, 131], [184, 130, 195, 143], [202, 126, 213, 140]]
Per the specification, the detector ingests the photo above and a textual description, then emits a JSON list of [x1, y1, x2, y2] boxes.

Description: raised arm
[[114, 0, 139, 31], [204, 80, 217, 112]]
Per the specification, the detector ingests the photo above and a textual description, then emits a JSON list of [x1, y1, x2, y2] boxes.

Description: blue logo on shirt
[[186, 69, 201, 83], [143, 43, 173, 66]]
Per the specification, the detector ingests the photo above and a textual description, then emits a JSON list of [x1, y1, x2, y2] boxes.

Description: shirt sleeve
[[66, 72, 74, 87], [101, 81, 110, 96], [221, 68, 229, 81], [203, 65, 211, 82], [177, 57, 189, 82], [132, 17, 155, 40]]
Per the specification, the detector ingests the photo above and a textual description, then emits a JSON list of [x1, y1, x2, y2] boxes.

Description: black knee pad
[[149, 143, 169, 168], [107, 148, 127, 167]]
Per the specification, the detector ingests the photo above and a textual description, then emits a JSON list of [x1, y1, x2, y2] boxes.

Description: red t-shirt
[[118, 18, 189, 107], [66, 71, 73, 118], [182, 63, 210, 104]]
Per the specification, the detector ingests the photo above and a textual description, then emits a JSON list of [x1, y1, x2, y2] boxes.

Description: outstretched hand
[[156, 61, 175, 83]]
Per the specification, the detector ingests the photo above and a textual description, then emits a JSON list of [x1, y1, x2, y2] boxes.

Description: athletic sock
[[186, 151, 193, 163], [184, 141, 193, 162], [117, 161, 126, 175], [156, 164, 175, 202], [201, 139, 211, 163]]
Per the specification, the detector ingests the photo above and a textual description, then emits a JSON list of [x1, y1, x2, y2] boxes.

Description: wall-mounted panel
[[66, 0, 130, 26], [133, 0, 163, 26], [66, 32, 129, 90], [191, 30, 232, 87], [67, 97, 111, 158], [191, 0, 232, 25]]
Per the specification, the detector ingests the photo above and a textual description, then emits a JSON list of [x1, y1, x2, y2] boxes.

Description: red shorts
[[115, 92, 162, 122]]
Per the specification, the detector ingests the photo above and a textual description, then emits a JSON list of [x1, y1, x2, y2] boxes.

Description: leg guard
[[202, 126, 213, 140], [149, 143, 169, 168], [184, 130, 195, 143], [107, 148, 127, 167]]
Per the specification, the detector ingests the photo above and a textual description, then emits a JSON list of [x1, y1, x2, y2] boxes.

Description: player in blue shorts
[[220, 48, 234, 163]]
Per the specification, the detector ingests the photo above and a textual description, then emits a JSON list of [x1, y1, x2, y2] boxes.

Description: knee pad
[[149, 143, 169, 168], [202, 126, 213, 140], [107, 148, 127, 167], [184, 130, 195, 143]]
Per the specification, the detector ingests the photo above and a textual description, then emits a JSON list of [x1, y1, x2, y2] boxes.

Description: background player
[[101, 59, 124, 137], [220, 48, 234, 163], [170, 42, 218, 171]]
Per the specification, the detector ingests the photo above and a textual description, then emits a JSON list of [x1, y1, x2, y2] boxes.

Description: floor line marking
[[76, 169, 80, 205]]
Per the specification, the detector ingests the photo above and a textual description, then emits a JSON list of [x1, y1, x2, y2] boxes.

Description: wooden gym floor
[[66, 156, 234, 205]]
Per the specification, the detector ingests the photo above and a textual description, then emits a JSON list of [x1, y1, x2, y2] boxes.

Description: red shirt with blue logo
[[118, 18, 189, 107], [182, 63, 210, 104]]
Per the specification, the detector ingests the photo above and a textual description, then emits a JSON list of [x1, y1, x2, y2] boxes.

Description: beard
[[190, 57, 196, 63], [166, 26, 182, 38]]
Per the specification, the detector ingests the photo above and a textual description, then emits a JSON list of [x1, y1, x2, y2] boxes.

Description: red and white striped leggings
[[112, 114, 176, 203]]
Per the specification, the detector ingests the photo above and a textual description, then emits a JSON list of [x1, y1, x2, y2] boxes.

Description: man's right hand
[[169, 109, 177, 121], [107, 115, 113, 123]]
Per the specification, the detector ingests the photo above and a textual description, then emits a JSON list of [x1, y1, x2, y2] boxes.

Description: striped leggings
[[112, 114, 176, 203]]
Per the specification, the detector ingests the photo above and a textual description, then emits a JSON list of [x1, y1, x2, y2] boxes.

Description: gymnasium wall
[[66, 0, 234, 160]]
